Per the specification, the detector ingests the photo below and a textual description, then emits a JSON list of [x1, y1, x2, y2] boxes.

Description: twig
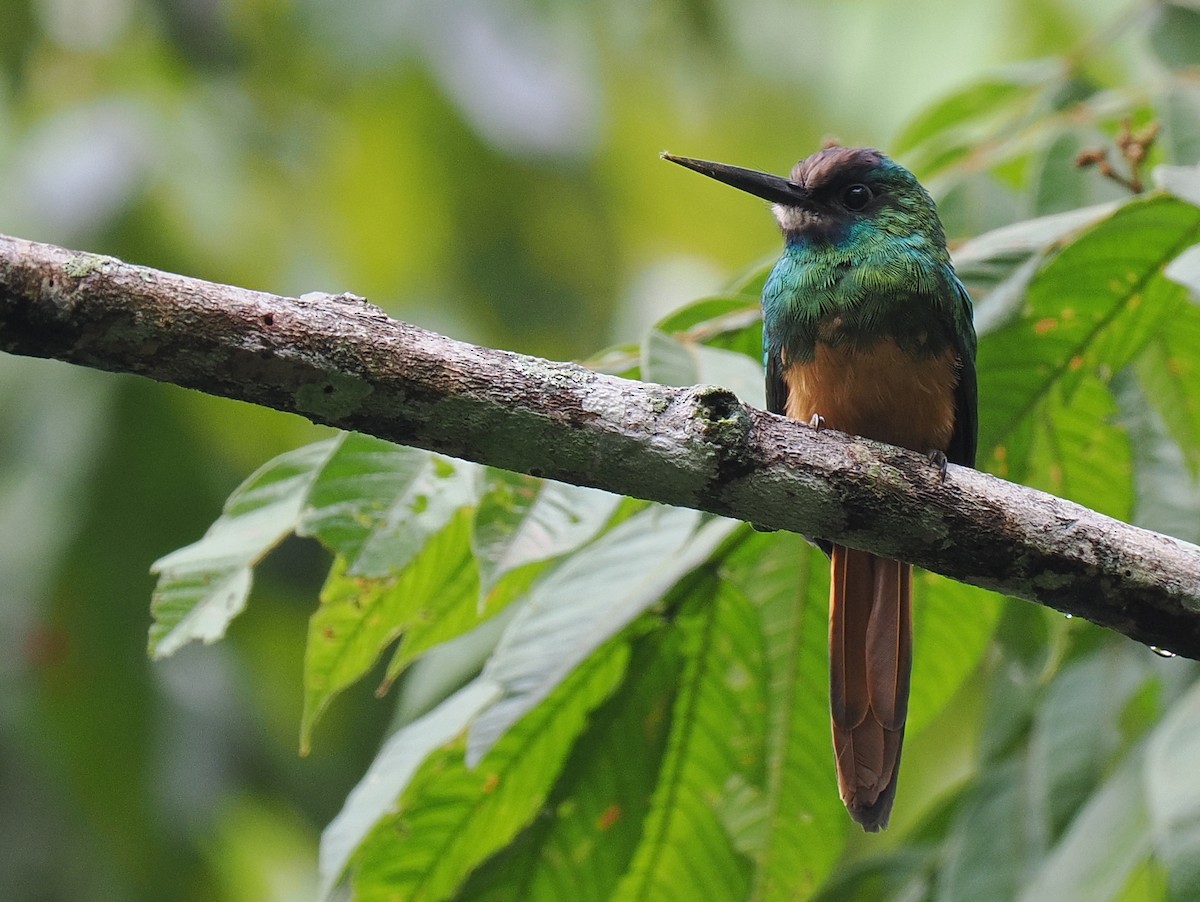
[[1075, 118, 1160, 193]]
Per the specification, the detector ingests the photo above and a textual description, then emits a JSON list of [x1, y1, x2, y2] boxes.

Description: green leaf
[[641, 329, 700, 387], [1150, 2, 1200, 69], [1166, 243, 1200, 299], [652, 295, 759, 335], [472, 471, 620, 594], [809, 848, 936, 901], [1020, 376, 1133, 520], [1144, 677, 1200, 900], [301, 508, 481, 752], [907, 574, 1001, 736], [976, 603, 1058, 763], [893, 63, 1059, 174], [612, 579, 760, 902], [1028, 129, 1128, 217], [934, 758, 1031, 901], [349, 640, 631, 902], [318, 678, 501, 899], [954, 202, 1118, 335], [720, 533, 848, 900], [893, 72, 1046, 156], [301, 435, 477, 578], [466, 508, 736, 764], [1135, 300, 1200, 477], [296, 440, 484, 749], [148, 437, 342, 658], [1159, 84, 1200, 165], [644, 329, 765, 406], [1155, 163, 1200, 207], [1025, 649, 1150, 843], [453, 630, 685, 902], [1117, 370, 1200, 538], [978, 194, 1200, 469], [1018, 743, 1152, 902], [1113, 858, 1170, 902], [933, 172, 1025, 243], [579, 341, 643, 379]]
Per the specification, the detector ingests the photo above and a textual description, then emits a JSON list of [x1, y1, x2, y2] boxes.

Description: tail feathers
[[829, 545, 912, 832]]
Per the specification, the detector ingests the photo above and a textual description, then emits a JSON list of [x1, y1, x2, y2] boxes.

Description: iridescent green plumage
[[760, 147, 977, 467]]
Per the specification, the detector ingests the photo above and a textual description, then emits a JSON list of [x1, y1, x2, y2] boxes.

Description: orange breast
[[782, 339, 960, 453]]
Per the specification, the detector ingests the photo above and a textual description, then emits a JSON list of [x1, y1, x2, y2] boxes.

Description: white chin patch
[[772, 204, 816, 232]]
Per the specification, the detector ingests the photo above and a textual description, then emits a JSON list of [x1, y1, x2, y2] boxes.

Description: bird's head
[[662, 146, 946, 253]]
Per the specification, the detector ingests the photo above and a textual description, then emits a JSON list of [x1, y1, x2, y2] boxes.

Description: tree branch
[[2, 233, 1199, 658]]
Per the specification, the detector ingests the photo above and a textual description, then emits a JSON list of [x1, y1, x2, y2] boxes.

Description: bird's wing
[[945, 277, 978, 468], [765, 349, 789, 416]]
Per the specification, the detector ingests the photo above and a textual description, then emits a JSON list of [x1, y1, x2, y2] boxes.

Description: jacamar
[[663, 146, 977, 831]]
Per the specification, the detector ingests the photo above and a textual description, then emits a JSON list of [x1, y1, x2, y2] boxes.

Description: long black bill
[[661, 152, 807, 206]]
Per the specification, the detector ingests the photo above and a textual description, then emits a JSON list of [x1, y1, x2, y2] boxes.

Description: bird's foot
[[927, 449, 949, 482], [808, 413, 826, 431]]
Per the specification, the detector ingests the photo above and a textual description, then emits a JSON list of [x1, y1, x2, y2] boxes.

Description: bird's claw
[[927, 449, 949, 482]]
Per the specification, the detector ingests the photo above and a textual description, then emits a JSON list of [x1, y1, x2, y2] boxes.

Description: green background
[[2, 0, 1198, 899]]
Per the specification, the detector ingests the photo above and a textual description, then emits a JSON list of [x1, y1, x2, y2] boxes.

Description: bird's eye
[[840, 183, 873, 211]]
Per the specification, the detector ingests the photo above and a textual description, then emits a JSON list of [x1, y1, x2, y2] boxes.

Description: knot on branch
[[687, 385, 755, 486]]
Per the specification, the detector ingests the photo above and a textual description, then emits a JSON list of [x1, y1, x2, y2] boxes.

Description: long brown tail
[[828, 544, 912, 831]]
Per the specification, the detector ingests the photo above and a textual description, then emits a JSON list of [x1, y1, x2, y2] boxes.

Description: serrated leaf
[[1134, 300, 1200, 477], [148, 437, 343, 658], [1117, 369, 1200, 538], [301, 508, 480, 752], [466, 508, 736, 765], [978, 194, 1200, 468], [720, 533, 847, 901], [454, 630, 685, 902], [612, 580, 760, 902], [318, 678, 502, 899], [349, 641, 631, 902], [1021, 376, 1134, 520], [472, 471, 620, 594], [954, 202, 1118, 336], [301, 437, 477, 578]]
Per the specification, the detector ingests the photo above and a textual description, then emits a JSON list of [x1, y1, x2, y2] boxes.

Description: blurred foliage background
[[3, 0, 1200, 900]]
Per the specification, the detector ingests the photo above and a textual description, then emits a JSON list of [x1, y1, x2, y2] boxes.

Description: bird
[[662, 146, 977, 831]]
